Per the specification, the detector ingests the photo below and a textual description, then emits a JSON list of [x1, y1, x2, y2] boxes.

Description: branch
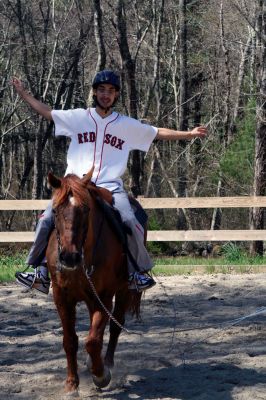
[[1, 117, 31, 139], [153, 143, 192, 229], [231, 1, 266, 44]]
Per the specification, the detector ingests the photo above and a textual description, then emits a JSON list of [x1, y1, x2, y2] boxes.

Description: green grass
[[153, 264, 197, 276], [0, 252, 28, 282], [153, 262, 265, 276], [153, 252, 266, 276], [1, 251, 266, 282], [154, 256, 266, 266]]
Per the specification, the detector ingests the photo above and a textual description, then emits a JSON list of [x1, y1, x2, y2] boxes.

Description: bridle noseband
[[53, 195, 105, 275]]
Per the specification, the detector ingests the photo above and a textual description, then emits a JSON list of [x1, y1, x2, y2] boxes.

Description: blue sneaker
[[15, 270, 50, 294], [128, 272, 156, 291]]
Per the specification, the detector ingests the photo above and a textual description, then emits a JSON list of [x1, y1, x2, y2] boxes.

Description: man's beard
[[92, 95, 118, 113]]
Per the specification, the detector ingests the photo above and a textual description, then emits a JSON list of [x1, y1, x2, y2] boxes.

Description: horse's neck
[[88, 195, 105, 242], [86, 185, 113, 244]]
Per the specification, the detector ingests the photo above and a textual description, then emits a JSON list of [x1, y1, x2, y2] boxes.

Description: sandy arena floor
[[1, 273, 266, 399]]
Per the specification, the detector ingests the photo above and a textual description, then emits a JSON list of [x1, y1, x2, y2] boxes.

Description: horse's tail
[[127, 290, 142, 319]]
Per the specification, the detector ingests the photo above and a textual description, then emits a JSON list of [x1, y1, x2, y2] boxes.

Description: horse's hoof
[[63, 389, 79, 398], [92, 366, 111, 388], [64, 378, 79, 397]]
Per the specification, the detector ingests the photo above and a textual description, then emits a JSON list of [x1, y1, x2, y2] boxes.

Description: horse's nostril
[[59, 250, 81, 267], [72, 252, 81, 264]]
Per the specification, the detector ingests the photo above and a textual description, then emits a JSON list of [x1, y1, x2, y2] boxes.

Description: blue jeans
[[27, 191, 153, 274]]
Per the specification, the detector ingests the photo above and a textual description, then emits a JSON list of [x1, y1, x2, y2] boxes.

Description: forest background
[[0, 0, 266, 255]]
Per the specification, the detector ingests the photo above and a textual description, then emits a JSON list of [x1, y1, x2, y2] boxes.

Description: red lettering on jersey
[[115, 138, 125, 150], [83, 132, 89, 142], [110, 136, 117, 147], [89, 132, 96, 142], [104, 133, 111, 144], [104, 133, 124, 150], [78, 132, 96, 144], [77, 133, 83, 144]]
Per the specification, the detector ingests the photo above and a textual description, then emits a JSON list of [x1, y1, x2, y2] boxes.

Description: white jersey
[[51, 108, 157, 191]]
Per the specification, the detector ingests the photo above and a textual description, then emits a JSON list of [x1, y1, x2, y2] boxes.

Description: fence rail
[[1, 196, 266, 210], [0, 197, 265, 243]]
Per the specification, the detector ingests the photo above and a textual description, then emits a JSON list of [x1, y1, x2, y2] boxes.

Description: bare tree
[[176, 0, 189, 230], [250, 0, 266, 255], [114, 0, 142, 196], [0, 0, 261, 239], [94, 0, 106, 72]]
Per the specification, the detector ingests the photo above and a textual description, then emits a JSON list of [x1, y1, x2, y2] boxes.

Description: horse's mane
[[53, 174, 90, 208], [52, 174, 113, 208]]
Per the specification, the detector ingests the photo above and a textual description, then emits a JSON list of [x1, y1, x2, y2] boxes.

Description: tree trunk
[[229, 34, 252, 135], [94, 0, 106, 72], [32, 120, 44, 201], [250, 0, 266, 255], [142, 0, 164, 120], [176, 0, 189, 230], [210, 1, 231, 230], [219, 0, 231, 144], [115, 0, 141, 196], [87, 0, 106, 105]]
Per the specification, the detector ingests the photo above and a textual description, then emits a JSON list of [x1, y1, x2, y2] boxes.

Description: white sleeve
[[51, 109, 84, 138], [127, 118, 158, 152]]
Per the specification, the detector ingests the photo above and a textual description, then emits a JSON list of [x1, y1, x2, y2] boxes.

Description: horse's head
[[48, 169, 93, 270]]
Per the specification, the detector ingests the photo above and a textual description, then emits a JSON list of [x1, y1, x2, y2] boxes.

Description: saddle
[[89, 184, 147, 232], [94, 194, 148, 243], [93, 191, 148, 272]]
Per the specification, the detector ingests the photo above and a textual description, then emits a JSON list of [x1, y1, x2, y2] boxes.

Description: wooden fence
[[1, 196, 266, 243]]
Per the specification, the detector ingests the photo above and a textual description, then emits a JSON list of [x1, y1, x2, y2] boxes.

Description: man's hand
[[11, 77, 26, 95], [190, 126, 207, 139], [11, 77, 53, 121]]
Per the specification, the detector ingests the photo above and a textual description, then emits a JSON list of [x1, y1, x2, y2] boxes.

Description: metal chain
[[85, 269, 142, 336]]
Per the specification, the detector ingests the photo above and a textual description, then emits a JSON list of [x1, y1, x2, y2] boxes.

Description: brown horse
[[46, 169, 141, 393]]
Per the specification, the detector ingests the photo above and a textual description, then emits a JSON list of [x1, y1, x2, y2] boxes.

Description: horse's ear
[[81, 166, 94, 187], [48, 171, 61, 189]]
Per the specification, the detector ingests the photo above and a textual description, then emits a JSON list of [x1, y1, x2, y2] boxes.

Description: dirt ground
[[1, 273, 266, 400]]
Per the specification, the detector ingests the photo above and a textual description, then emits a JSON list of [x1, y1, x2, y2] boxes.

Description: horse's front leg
[[104, 290, 128, 368], [85, 299, 112, 388], [54, 289, 79, 393], [105, 289, 141, 367]]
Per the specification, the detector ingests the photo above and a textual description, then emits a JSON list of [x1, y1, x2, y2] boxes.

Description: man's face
[[94, 83, 119, 109]]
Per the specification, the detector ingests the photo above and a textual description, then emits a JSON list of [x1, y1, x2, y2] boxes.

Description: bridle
[[53, 203, 86, 272], [53, 195, 105, 274]]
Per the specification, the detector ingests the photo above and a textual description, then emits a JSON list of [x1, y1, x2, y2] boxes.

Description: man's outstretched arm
[[156, 126, 207, 140], [12, 78, 53, 121]]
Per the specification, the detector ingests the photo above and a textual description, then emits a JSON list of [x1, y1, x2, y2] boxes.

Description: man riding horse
[[12, 70, 207, 294]]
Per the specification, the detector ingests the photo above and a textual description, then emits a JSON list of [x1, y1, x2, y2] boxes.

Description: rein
[[55, 223, 63, 272], [53, 191, 141, 336], [84, 271, 134, 334]]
